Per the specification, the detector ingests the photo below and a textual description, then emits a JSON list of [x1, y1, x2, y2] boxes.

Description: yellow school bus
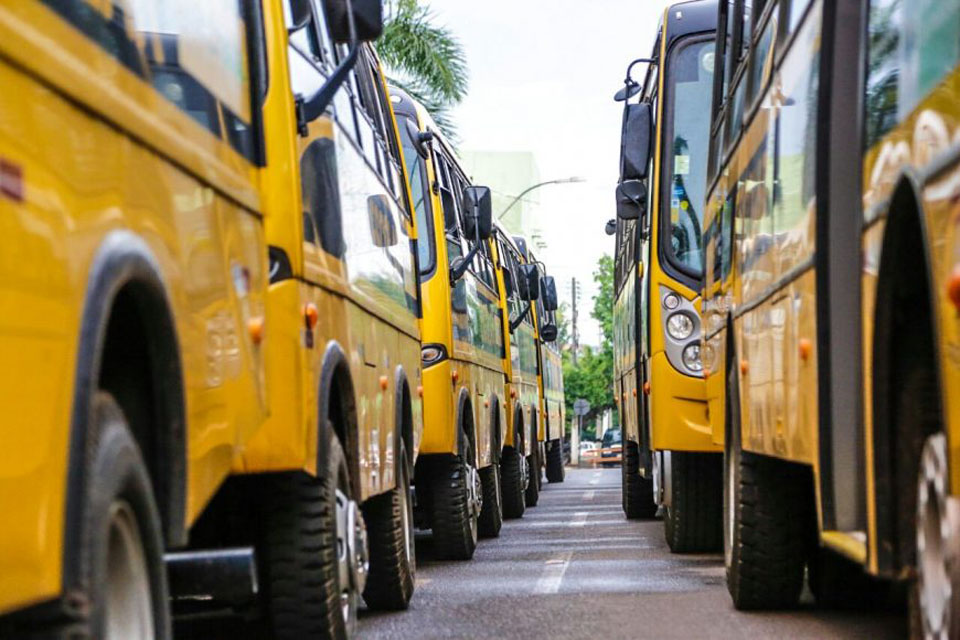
[[0, 1, 271, 635], [391, 89, 510, 557], [535, 269, 566, 483], [703, 0, 960, 632], [217, 1, 422, 634], [611, 0, 721, 552], [493, 230, 547, 513]]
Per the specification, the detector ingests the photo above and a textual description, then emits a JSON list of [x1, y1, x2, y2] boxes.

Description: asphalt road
[[359, 467, 906, 640]]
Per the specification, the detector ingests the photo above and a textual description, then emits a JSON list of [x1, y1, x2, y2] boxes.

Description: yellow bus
[[702, 0, 960, 632], [536, 270, 567, 483], [391, 90, 510, 557], [0, 0, 273, 635], [611, 0, 721, 552], [494, 230, 547, 513], [220, 1, 422, 634]]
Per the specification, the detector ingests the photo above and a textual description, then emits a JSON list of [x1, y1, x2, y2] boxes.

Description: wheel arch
[[393, 365, 414, 479], [871, 174, 946, 573], [318, 341, 361, 493], [455, 387, 475, 462], [65, 231, 187, 593]]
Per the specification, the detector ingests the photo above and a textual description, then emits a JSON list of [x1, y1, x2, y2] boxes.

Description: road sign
[[573, 398, 590, 416]]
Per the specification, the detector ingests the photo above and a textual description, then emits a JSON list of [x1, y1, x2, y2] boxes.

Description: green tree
[[378, 0, 468, 139], [562, 255, 617, 434]]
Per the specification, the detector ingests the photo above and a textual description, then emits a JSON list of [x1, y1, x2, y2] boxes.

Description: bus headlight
[[421, 344, 446, 365], [666, 313, 694, 340], [682, 343, 702, 372], [663, 293, 681, 310]]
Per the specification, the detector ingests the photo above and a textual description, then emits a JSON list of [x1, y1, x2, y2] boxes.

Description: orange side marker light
[[248, 317, 264, 344], [643, 382, 651, 395], [740, 360, 749, 375], [303, 302, 319, 328], [799, 338, 812, 362], [948, 264, 960, 312]]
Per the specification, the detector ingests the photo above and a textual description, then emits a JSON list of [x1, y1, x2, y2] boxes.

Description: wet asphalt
[[358, 466, 906, 640]]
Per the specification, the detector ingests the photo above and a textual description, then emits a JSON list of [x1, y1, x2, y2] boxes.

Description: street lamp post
[[497, 176, 585, 221]]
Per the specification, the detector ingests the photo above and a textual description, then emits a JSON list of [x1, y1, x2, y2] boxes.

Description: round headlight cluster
[[682, 343, 702, 372], [663, 293, 681, 310], [422, 345, 444, 365], [666, 312, 694, 340]]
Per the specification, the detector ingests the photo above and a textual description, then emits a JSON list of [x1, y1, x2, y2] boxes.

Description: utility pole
[[571, 277, 579, 365]]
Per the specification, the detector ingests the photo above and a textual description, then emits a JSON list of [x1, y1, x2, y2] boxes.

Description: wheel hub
[[336, 489, 368, 626], [467, 463, 483, 518], [917, 433, 958, 639], [105, 502, 154, 640]]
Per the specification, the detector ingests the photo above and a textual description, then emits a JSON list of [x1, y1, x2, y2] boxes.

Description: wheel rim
[[336, 486, 367, 631], [466, 459, 481, 542], [917, 433, 953, 638], [105, 502, 154, 640], [400, 460, 415, 567], [724, 447, 735, 570]]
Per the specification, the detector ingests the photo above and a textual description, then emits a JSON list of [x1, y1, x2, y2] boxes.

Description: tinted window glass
[[663, 38, 716, 276], [398, 117, 435, 274]]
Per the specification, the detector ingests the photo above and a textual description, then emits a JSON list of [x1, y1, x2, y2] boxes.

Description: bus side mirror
[[616, 180, 647, 220], [518, 263, 541, 301], [288, 0, 312, 31], [462, 185, 493, 241], [541, 323, 558, 342], [502, 267, 514, 295], [605, 219, 617, 236], [620, 102, 652, 181], [324, 0, 384, 43], [541, 276, 558, 311]]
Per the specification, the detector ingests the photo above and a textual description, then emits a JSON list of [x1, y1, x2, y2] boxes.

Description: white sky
[[427, 0, 673, 346]]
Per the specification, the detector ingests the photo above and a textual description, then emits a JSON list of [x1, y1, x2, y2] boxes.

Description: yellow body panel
[[0, 1, 267, 614]]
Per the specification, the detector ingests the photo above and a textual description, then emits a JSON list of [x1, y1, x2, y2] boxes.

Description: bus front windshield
[[662, 37, 715, 277]]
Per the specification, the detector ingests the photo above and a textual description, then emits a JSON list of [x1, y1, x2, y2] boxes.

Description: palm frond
[[378, 1, 469, 104]]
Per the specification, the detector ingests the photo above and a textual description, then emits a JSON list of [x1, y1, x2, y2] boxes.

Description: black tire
[[478, 463, 503, 538], [663, 452, 722, 552], [362, 441, 416, 611], [546, 438, 565, 483], [501, 446, 527, 519], [623, 439, 657, 519], [724, 359, 810, 609], [525, 431, 541, 508], [74, 392, 171, 639], [257, 429, 357, 639], [430, 452, 480, 560]]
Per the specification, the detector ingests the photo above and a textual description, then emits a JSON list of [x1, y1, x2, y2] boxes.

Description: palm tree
[[378, 0, 468, 140]]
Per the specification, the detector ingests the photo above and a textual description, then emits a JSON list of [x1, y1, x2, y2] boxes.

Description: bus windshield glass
[[662, 37, 715, 277], [398, 116, 435, 275]]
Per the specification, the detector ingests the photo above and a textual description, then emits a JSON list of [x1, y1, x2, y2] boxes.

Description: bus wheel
[[724, 362, 807, 608], [546, 438, 565, 483], [362, 441, 416, 610], [623, 440, 657, 519], [82, 392, 170, 640], [478, 461, 503, 538], [663, 452, 721, 552], [501, 446, 527, 519], [258, 429, 366, 639], [431, 440, 481, 560], [914, 432, 960, 638], [525, 424, 541, 507]]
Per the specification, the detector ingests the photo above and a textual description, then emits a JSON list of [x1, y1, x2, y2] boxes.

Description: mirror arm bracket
[[297, 0, 359, 133], [509, 302, 531, 333], [450, 241, 480, 283]]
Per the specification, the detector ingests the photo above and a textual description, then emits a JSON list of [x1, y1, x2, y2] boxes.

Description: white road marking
[[570, 511, 588, 527], [588, 478, 599, 485], [583, 490, 595, 500], [534, 551, 573, 594]]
